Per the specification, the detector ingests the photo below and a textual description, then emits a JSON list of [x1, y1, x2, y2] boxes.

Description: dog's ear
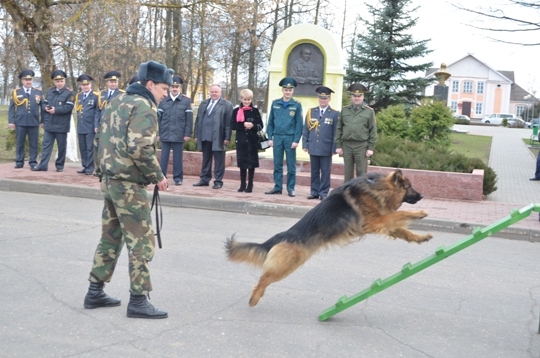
[[391, 169, 403, 184]]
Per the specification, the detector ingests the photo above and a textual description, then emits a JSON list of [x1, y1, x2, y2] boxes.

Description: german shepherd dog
[[225, 169, 433, 306]]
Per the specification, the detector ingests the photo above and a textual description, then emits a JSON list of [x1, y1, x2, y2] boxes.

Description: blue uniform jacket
[[98, 89, 124, 125], [266, 97, 303, 143], [302, 106, 339, 156], [42, 86, 75, 133], [157, 94, 193, 142], [76, 91, 100, 134], [8, 87, 42, 127]]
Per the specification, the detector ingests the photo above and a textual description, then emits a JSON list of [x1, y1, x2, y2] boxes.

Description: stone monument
[[267, 24, 345, 114]]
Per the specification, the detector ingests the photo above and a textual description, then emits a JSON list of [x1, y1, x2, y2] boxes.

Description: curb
[[2, 178, 540, 242]]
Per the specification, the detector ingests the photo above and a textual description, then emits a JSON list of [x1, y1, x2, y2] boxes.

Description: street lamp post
[[524, 94, 533, 122]]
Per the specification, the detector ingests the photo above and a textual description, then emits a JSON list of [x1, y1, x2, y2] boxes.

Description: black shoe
[[14, 164, 23, 169], [320, 195, 327, 200], [193, 181, 209, 187], [530, 177, 540, 181], [265, 188, 282, 195], [307, 195, 319, 200], [85, 172, 93, 175], [30, 164, 37, 169], [212, 183, 223, 189], [288, 190, 296, 197], [238, 182, 246, 192], [175, 180, 182, 186], [245, 183, 253, 193], [127, 293, 168, 319], [31, 167, 46, 171], [56, 168, 63, 172], [77, 169, 86, 174], [84, 282, 121, 309]]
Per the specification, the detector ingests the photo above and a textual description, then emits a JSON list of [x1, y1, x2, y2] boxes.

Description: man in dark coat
[[158, 75, 193, 185], [75, 74, 100, 175], [193, 84, 233, 189], [32, 70, 75, 172], [302, 86, 339, 200], [8, 69, 42, 169]]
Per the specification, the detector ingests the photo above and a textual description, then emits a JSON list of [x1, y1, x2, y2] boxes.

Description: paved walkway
[[1, 123, 540, 240]]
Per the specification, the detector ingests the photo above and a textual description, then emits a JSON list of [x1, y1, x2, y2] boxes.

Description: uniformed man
[[335, 83, 377, 182], [157, 75, 193, 185], [97, 70, 124, 125], [32, 70, 75, 172], [128, 75, 140, 86], [302, 86, 339, 200], [84, 60, 172, 319], [265, 77, 303, 197], [8, 69, 42, 169], [75, 74, 100, 175]]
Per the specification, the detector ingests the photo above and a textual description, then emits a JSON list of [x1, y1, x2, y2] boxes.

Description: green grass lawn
[[449, 133, 491, 164], [522, 138, 540, 158]]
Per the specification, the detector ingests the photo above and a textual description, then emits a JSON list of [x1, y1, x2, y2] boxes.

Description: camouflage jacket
[[94, 83, 164, 185]]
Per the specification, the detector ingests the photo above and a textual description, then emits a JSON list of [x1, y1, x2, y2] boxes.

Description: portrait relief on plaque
[[286, 44, 324, 97]]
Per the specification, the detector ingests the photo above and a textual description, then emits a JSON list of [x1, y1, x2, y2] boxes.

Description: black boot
[[84, 281, 121, 309], [127, 293, 168, 319], [245, 168, 255, 193], [238, 168, 247, 192]]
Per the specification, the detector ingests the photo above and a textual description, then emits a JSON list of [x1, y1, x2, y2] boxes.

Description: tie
[[108, 90, 112, 99], [320, 109, 324, 118], [207, 100, 215, 115], [26, 89, 31, 97], [83, 93, 87, 101]]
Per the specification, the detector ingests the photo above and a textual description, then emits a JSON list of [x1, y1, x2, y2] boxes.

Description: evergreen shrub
[[372, 135, 497, 195]]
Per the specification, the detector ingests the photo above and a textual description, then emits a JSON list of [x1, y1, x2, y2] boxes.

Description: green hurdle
[[319, 204, 540, 322]]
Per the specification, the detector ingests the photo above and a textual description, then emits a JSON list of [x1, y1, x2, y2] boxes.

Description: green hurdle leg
[[319, 204, 540, 321]]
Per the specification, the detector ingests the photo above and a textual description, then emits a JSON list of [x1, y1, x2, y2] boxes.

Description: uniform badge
[[273, 105, 280, 109], [289, 111, 295, 116], [59, 101, 62, 105], [35, 95, 41, 104], [325, 118, 333, 125]]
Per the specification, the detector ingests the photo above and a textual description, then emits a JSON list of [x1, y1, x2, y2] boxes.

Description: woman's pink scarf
[[236, 106, 252, 122]]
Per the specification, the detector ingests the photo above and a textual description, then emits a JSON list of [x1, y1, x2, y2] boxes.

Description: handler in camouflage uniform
[[84, 61, 172, 319]]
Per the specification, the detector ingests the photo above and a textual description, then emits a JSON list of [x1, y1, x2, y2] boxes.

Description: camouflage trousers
[[89, 178, 155, 295]]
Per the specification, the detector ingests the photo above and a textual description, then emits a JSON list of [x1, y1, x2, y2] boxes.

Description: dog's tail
[[225, 233, 270, 268]]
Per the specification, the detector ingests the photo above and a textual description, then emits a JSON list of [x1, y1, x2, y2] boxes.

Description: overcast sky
[[330, 0, 539, 95]]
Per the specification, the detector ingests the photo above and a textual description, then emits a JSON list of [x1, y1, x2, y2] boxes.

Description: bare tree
[[454, 1, 540, 46]]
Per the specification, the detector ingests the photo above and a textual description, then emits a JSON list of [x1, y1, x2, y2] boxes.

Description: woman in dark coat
[[230, 89, 263, 193]]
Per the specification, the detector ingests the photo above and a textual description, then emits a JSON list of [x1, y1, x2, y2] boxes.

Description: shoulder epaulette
[[15, 87, 21, 90], [119, 89, 126, 93], [365, 105, 374, 111], [93, 91, 99, 96], [33, 87, 41, 91], [182, 94, 189, 98]]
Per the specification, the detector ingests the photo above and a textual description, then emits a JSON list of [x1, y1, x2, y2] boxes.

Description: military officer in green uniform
[[335, 83, 377, 182], [8, 69, 42, 169], [84, 61, 172, 319], [265, 77, 303, 197]]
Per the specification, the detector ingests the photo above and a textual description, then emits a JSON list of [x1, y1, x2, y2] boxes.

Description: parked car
[[453, 114, 470, 124], [526, 118, 540, 128], [481, 113, 519, 125]]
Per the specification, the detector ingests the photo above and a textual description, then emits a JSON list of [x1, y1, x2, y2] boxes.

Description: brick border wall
[[368, 166, 484, 201]]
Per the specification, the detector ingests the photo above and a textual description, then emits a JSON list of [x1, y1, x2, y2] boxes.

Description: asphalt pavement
[[1, 192, 540, 357]]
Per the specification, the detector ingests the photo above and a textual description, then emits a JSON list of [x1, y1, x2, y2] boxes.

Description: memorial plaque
[[287, 44, 324, 97]]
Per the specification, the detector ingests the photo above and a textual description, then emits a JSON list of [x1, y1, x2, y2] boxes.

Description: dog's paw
[[420, 233, 433, 242], [416, 210, 428, 219], [249, 296, 259, 307]]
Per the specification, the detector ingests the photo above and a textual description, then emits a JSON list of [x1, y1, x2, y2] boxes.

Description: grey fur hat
[[138, 61, 174, 86]]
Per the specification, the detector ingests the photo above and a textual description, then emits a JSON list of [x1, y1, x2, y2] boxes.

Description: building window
[[452, 80, 459, 93], [475, 102, 483, 115], [197, 92, 203, 102], [463, 81, 473, 93], [477, 82, 484, 94], [516, 105, 526, 117], [451, 101, 458, 112]]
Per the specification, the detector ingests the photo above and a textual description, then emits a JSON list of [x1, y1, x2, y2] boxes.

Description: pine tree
[[346, 0, 434, 112]]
